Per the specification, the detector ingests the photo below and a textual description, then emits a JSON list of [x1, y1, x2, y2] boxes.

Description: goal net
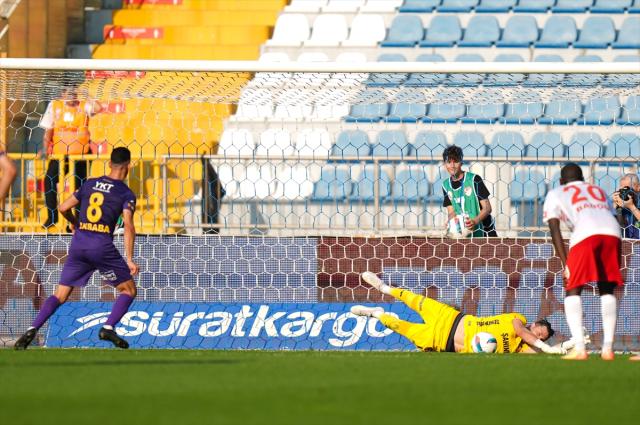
[[0, 59, 638, 351]]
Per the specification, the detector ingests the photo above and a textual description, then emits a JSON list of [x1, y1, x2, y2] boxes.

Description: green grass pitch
[[1, 349, 639, 425]]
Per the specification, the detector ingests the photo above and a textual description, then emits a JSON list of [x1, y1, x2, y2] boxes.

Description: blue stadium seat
[[351, 166, 391, 201], [345, 103, 389, 122], [439, 0, 477, 12], [613, 18, 640, 49], [565, 55, 603, 87], [391, 168, 430, 201], [420, 15, 462, 47], [510, 169, 547, 229], [372, 130, 411, 159], [483, 54, 525, 86], [332, 130, 371, 159], [459, 15, 500, 47], [488, 132, 526, 159], [592, 0, 633, 13], [311, 167, 353, 201], [605, 133, 640, 159], [449, 54, 484, 86], [631, 0, 640, 13], [579, 96, 621, 125], [476, 0, 516, 12], [574, 17, 616, 49], [453, 131, 487, 159], [514, 0, 554, 12], [461, 102, 504, 123], [405, 54, 446, 87], [539, 99, 582, 125], [387, 103, 427, 123], [399, 0, 441, 12], [523, 55, 565, 87], [423, 95, 466, 123], [552, 0, 593, 13], [366, 54, 407, 87], [496, 16, 538, 48], [412, 131, 449, 160], [617, 96, 640, 125], [593, 168, 622, 196], [536, 16, 577, 48], [566, 132, 603, 160], [381, 15, 424, 47], [603, 56, 640, 87], [525, 132, 566, 160], [501, 99, 544, 124]]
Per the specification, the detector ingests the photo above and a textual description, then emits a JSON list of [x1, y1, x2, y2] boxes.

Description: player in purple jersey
[[15, 147, 139, 349]]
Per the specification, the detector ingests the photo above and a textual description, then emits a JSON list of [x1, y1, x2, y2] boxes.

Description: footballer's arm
[[547, 218, 567, 265], [58, 195, 80, 230], [512, 318, 565, 354], [122, 208, 139, 276]]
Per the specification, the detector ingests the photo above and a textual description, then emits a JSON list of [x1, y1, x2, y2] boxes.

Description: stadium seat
[[536, 16, 577, 48], [501, 98, 544, 124], [276, 165, 315, 200], [273, 89, 314, 121], [574, 17, 616, 49], [458, 16, 500, 47], [593, 168, 622, 196], [631, 0, 640, 13], [423, 94, 466, 123], [603, 56, 640, 87], [372, 130, 411, 159], [592, 0, 633, 13], [381, 15, 424, 47], [564, 56, 603, 87], [514, 0, 554, 12], [345, 103, 389, 123], [420, 15, 462, 47], [613, 18, 640, 49], [429, 170, 449, 203], [449, 54, 484, 87], [461, 102, 504, 123], [399, 0, 440, 12], [525, 132, 566, 160], [552, 0, 593, 13], [366, 54, 408, 87], [580, 96, 621, 125], [295, 129, 333, 158], [567, 132, 603, 159], [453, 131, 487, 159], [360, 0, 405, 13], [488, 132, 526, 159], [390, 168, 430, 201], [235, 88, 274, 120], [510, 169, 547, 229], [238, 163, 277, 199], [404, 54, 446, 87], [539, 99, 582, 125], [476, 0, 515, 12], [311, 166, 353, 200], [482, 54, 525, 86], [259, 52, 291, 62], [523, 55, 565, 87], [439, 0, 477, 12], [218, 129, 255, 157], [322, 0, 366, 12], [496, 16, 539, 48], [617, 96, 640, 125], [387, 103, 428, 123], [605, 133, 640, 159], [306, 14, 348, 46], [343, 14, 386, 46], [267, 14, 310, 47], [256, 129, 295, 157], [351, 165, 392, 201], [332, 130, 371, 159], [412, 131, 449, 160], [285, 0, 328, 13]]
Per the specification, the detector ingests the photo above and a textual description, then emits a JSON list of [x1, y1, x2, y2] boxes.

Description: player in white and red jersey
[[543, 163, 623, 361]]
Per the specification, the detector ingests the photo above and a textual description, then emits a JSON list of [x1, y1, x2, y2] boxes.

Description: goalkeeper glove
[[534, 339, 567, 355]]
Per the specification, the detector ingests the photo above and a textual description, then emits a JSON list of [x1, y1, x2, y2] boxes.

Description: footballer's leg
[[598, 282, 617, 361], [352, 305, 426, 348], [362, 272, 425, 312], [563, 287, 588, 360], [15, 285, 73, 350], [99, 279, 136, 349]]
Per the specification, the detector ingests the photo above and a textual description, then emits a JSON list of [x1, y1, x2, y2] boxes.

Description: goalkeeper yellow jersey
[[462, 313, 528, 354]]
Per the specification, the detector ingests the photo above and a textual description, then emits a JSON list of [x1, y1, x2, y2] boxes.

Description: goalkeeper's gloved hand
[[534, 339, 567, 355]]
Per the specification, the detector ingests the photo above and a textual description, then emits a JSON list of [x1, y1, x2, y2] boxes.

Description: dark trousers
[[44, 157, 88, 224], [202, 159, 225, 234]]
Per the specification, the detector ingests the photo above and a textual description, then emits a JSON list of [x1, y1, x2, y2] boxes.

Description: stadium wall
[[1, 235, 639, 350]]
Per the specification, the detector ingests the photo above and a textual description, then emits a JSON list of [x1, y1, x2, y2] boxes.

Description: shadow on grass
[[0, 359, 241, 367]]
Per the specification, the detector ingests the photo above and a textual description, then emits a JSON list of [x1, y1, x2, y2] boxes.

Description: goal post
[[0, 58, 638, 351]]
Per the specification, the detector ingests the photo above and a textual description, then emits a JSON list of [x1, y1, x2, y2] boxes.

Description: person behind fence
[[202, 159, 226, 234], [0, 147, 17, 214], [612, 173, 640, 239], [441, 145, 497, 237], [39, 85, 104, 229]]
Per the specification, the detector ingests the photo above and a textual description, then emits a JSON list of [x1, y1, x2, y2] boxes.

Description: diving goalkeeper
[[352, 272, 574, 354]]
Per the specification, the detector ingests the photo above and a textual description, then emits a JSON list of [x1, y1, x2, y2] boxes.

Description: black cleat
[[14, 328, 38, 350], [98, 327, 129, 349]]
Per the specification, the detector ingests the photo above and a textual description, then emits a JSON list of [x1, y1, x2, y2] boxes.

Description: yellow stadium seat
[[124, 0, 287, 11], [105, 26, 271, 46], [92, 44, 260, 60], [112, 10, 278, 27]]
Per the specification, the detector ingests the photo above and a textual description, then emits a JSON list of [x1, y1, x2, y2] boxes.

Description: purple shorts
[[59, 244, 133, 287]]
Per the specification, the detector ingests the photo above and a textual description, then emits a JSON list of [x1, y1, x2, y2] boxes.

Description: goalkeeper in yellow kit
[[352, 272, 572, 354]]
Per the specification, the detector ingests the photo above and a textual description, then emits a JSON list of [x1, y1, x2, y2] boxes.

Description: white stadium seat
[[285, 0, 328, 13], [322, 0, 366, 12], [360, 0, 403, 12], [343, 14, 387, 47], [305, 15, 349, 46], [267, 14, 310, 47]]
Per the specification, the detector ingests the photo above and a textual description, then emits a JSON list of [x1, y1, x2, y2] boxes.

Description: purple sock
[[105, 294, 134, 327], [31, 295, 61, 329]]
